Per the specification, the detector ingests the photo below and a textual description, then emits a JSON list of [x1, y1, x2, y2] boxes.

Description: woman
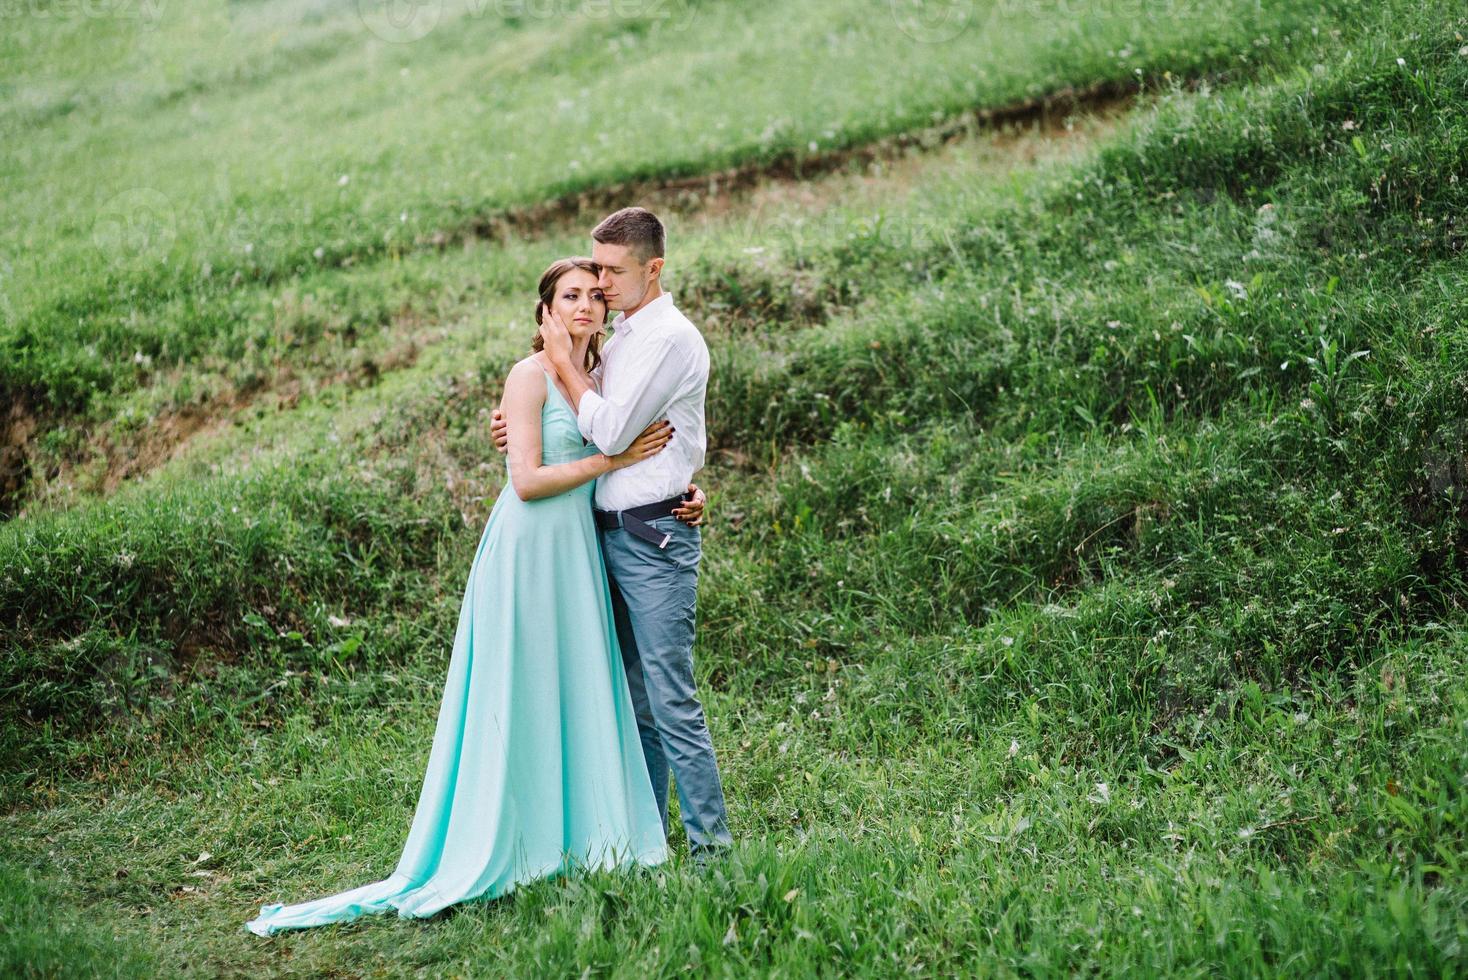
[[246, 258, 672, 935]]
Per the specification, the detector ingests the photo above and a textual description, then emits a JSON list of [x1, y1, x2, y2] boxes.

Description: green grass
[[3, 0, 1353, 428], [4, 0, 1467, 975], [0, 862, 156, 977]]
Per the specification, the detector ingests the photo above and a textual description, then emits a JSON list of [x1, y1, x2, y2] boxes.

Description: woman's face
[[545, 268, 606, 338]]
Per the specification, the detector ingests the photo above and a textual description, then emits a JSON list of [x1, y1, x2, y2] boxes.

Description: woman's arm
[[502, 362, 671, 501], [503, 361, 611, 501]]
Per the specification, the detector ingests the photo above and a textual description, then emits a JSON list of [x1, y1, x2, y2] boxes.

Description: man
[[491, 207, 733, 859]]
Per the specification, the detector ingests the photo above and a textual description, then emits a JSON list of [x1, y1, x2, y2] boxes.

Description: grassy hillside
[[2, 0, 1354, 514], [3, 0, 1466, 974]]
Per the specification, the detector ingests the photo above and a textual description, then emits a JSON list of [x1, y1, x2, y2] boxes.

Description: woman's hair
[[532, 256, 605, 375]]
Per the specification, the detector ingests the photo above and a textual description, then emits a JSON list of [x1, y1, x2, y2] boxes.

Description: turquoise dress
[[246, 369, 667, 936]]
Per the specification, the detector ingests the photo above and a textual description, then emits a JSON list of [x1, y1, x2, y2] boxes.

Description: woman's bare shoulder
[[503, 356, 549, 398], [507, 354, 551, 380]]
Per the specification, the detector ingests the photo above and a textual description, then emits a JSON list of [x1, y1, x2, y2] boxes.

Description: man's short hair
[[591, 207, 665, 263]]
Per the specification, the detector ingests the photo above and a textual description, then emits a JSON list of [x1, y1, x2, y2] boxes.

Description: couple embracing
[[246, 207, 732, 935]]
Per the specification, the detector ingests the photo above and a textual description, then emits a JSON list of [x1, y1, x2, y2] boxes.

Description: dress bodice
[[534, 369, 598, 468]]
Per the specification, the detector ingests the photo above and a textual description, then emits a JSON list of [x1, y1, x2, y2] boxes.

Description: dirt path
[[424, 81, 1138, 251]]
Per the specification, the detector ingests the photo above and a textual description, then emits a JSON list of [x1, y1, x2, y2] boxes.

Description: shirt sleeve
[[576, 333, 693, 456]]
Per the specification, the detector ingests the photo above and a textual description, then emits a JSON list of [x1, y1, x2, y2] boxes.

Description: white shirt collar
[[610, 291, 674, 336]]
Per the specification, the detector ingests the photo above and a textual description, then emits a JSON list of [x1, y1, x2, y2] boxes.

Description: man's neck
[[617, 282, 664, 321]]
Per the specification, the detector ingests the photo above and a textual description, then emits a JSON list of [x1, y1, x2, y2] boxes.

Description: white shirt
[[577, 291, 708, 512]]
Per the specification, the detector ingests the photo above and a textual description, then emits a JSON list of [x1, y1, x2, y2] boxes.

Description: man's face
[[592, 241, 652, 314]]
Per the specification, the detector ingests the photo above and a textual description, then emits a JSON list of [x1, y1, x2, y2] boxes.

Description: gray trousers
[[600, 513, 732, 854]]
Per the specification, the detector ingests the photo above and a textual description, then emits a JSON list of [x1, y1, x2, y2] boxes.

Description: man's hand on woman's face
[[674, 483, 707, 527], [538, 307, 574, 364]]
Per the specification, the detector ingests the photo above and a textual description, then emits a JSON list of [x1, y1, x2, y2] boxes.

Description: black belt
[[594, 492, 691, 550]]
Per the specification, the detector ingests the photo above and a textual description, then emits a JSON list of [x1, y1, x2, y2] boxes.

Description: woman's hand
[[673, 483, 707, 527], [608, 419, 673, 470], [491, 407, 508, 454]]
